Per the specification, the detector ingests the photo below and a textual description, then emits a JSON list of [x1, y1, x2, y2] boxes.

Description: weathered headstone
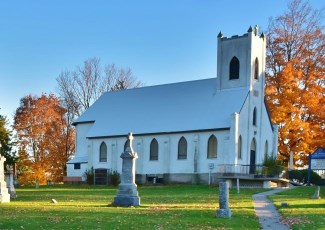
[[0, 155, 10, 203], [311, 186, 321, 199], [281, 202, 289, 207], [113, 133, 140, 207], [216, 182, 231, 218], [6, 166, 16, 199]]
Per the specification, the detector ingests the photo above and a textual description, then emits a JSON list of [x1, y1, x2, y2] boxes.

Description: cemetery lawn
[[1, 185, 263, 229], [269, 186, 325, 230], [1, 185, 323, 230]]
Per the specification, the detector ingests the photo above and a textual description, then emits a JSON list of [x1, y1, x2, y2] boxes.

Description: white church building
[[66, 26, 279, 185]]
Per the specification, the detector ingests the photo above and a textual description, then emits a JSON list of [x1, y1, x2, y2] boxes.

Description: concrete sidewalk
[[253, 189, 290, 230]]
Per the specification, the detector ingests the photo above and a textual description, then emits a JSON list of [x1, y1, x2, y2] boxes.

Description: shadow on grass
[[279, 203, 325, 209]]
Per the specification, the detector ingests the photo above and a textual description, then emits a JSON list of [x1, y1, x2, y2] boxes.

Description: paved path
[[253, 189, 290, 230]]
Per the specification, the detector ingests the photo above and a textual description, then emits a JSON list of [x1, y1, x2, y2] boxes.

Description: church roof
[[66, 156, 88, 164], [74, 78, 249, 138]]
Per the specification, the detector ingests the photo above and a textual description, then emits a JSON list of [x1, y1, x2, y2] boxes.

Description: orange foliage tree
[[265, 0, 325, 167], [14, 94, 75, 185]]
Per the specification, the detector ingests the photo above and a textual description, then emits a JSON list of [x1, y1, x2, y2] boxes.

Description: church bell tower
[[216, 25, 266, 93]]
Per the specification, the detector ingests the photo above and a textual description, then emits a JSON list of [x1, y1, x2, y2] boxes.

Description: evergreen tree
[[0, 114, 16, 168]]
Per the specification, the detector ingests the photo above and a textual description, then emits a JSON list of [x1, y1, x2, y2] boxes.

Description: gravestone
[[113, 133, 140, 207], [216, 182, 231, 218], [0, 155, 10, 203], [5, 166, 16, 199], [311, 186, 321, 199]]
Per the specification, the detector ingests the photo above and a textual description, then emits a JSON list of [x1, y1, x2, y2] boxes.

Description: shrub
[[83, 167, 94, 185], [109, 170, 120, 186], [289, 169, 323, 185], [262, 155, 284, 177]]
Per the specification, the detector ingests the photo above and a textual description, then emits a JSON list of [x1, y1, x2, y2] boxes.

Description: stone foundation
[[136, 173, 223, 185]]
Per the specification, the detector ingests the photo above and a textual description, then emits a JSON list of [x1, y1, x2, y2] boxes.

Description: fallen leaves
[[281, 216, 310, 228]]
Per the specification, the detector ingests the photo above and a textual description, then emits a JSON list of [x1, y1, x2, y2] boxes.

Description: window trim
[[229, 56, 240, 80], [238, 135, 242, 159], [207, 135, 218, 159], [150, 138, 159, 161], [74, 163, 81, 170], [254, 57, 259, 80], [253, 107, 257, 126], [264, 140, 268, 160], [178, 136, 188, 160], [99, 142, 107, 162]]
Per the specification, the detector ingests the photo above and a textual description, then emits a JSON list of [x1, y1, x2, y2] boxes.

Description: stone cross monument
[[0, 155, 10, 203], [216, 182, 231, 218], [113, 133, 140, 207]]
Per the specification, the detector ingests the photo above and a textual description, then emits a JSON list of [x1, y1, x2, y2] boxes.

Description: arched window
[[178, 136, 187, 160], [99, 142, 107, 162], [229, 56, 240, 80], [253, 107, 257, 126], [150, 138, 159, 161], [254, 57, 259, 80], [238, 135, 242, 159], [207, 135, 217, 158], [124, 140, 129, 152], [264, 141, 268, 160]]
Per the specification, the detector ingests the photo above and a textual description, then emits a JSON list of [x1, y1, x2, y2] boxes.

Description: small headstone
[[311, 186, 321, 199], [281, 202, 289, 208], [216, 182, 231, 218], [113, 133, 140, 207], [51, 199, 58, 204], [0, 155, 10, 203]]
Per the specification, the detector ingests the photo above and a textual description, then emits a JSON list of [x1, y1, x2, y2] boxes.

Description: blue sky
[[0, 0, 324, 124]]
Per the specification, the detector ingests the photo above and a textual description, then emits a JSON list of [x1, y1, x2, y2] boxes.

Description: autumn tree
[[14, 94, 75, 185], [265, 0, 325, 167], [56, 58, 143, 119]]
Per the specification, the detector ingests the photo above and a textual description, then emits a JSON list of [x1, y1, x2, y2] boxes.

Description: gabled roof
[[67, 156, 88, 164], [74, 78, 249, 138]]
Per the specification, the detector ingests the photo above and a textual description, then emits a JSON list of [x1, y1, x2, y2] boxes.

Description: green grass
[[2, 185, 324, 230], [1, 185, 264, 230], [269, 186, 325, 230]]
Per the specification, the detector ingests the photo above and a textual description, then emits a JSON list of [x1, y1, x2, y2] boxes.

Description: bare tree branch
[[56, 58, 144, 119]]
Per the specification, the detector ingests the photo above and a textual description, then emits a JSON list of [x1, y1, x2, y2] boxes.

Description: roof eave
[[86, 127, 231, 139]]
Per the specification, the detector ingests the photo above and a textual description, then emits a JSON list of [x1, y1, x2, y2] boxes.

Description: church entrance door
[[249, 150, 256, 174], [95, 168, 108, 185], [249, 139, 256, 174]]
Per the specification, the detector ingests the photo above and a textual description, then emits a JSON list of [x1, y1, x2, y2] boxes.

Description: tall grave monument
[[216, 182, 231, 218], [0, 155, 10, 203], [6, 165, 17, 199], [113, 133, 140, 206]]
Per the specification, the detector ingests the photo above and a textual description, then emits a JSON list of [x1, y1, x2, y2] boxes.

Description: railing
[[216, 164, 287, 179]]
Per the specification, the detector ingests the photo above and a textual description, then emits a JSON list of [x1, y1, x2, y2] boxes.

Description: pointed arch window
[[178, 136, 187, 160], [207, 135, 217, 158], [238, 135, 242, 159], [99, 142, 107, 162], [253, 107, 257, 126], [150, 138, 159, 161], [264, 141, 268, 160], [124, 140, 129, 152], [254, 57, 259, 80], [229, 56, 240, 80]]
